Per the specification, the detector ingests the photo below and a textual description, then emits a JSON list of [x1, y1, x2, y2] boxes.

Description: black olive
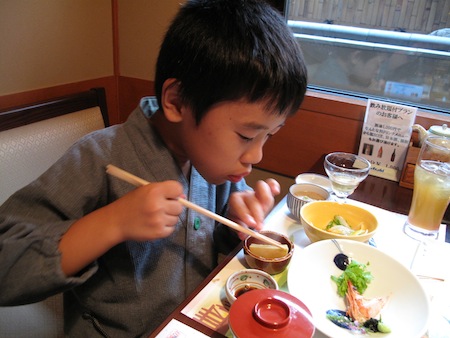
[[331, 239, 351, 270], [334, 253, 350, 270], [363, 318, 380, 332]]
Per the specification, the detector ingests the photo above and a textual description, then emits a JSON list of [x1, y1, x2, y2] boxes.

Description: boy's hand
[[227, 179, 280, 241], [110, 180, 184, 242]]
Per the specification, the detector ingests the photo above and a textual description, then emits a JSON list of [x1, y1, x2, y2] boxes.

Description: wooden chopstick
[[105, 164, 285, 249]]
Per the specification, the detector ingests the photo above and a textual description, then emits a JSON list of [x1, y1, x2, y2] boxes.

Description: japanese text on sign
[[358, 99, 417, 181]]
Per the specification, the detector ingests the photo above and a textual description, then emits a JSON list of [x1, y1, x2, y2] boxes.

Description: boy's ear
[[161, 78, 183, 122]]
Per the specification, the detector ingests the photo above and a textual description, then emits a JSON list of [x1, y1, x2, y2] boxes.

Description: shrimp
[[345, 280, 389, 323]]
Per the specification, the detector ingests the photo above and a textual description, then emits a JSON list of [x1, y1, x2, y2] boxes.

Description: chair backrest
[[0, 87, 109, 205], [0, 88, 109, 338]]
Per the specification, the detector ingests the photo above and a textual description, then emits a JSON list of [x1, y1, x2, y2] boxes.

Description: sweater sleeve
[[0, 132, 114, 305]]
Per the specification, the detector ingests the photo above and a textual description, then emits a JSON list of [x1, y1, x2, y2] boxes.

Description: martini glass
[[324, 152, 371, 203]]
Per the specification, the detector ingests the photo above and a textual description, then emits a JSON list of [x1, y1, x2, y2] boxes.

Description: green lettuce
[[331, 260, 373, 297]]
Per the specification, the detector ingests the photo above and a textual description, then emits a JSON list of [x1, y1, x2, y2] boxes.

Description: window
[[285, 0, 450, 114]]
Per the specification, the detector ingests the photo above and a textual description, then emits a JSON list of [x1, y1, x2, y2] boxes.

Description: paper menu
[[358, 99, 417, 181], [153, 319, 210, 338]]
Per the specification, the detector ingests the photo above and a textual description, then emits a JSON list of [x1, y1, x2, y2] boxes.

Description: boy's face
[[178, 100, 286, 185]]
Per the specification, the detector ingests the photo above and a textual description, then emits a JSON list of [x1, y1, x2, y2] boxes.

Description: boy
[[0, 0, 307, 336]]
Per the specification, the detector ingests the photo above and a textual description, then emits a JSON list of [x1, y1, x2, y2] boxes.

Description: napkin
[[410, 240, 450, 282]]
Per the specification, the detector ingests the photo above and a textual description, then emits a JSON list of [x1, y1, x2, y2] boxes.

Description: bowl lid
[[228, 289, 315, 338], [295, 173, 332, 192], [429, 124, 450, 137]]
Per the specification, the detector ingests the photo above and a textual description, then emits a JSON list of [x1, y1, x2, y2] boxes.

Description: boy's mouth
[[227, 172, 250, 183]]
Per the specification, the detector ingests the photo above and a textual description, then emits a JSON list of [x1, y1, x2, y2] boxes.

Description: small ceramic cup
[[225, 269, 278, 305], [287, 183, 330, 220]]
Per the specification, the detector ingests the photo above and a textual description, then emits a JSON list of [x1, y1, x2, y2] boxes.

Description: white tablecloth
[[159, 198, 450, 338], [264, 197, 450, 338]]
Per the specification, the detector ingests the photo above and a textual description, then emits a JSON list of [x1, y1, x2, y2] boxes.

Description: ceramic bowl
[[243, 231, 294, 275], [287, 183, 330, 219], [225, 269, 278, 305], [300, 201, 378, 243], [288, 239, 430, 338]]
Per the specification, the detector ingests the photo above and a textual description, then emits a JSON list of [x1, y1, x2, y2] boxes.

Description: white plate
[[295, 173, 332, 192], [287, 239, 430, 338]]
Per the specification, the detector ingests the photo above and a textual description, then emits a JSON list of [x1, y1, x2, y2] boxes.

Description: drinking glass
[[324, 152, 371, 203], [404, 136, 450, 241]]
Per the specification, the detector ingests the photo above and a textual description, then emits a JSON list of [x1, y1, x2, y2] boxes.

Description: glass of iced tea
[[404, 136, 450, 241]]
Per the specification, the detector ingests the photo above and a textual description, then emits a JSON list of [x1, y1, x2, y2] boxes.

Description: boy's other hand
[[227, 179, 280, 241]]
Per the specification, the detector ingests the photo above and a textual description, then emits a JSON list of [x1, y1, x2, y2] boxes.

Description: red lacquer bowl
[[228, 289, 315, 338]]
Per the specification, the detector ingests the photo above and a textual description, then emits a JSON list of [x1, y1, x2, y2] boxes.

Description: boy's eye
[[238, 133, 274, 142], [238, 133, 253, 142]]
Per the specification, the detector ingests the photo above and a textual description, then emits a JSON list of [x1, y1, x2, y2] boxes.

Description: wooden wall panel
[[258, 106, 364, 177], [118, 76, 155, 123], [256, 90, 450, 178]]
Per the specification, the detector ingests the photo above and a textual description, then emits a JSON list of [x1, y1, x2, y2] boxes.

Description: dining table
[[149, 174, 450, 338]]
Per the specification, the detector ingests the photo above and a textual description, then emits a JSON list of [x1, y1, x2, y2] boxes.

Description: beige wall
[[117, 0, 184, 80], [0, 0, 184, 96], [0, 0, 113, 95]]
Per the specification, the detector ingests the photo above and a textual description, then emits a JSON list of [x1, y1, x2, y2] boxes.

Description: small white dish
[[287, 239, 430, 338], [225, 269, 278, 305], [295, 173, 332, 192]]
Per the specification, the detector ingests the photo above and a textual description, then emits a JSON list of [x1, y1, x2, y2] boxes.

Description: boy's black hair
[[155, 0, 308, 123]]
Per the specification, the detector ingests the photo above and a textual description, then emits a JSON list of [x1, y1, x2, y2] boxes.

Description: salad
[[326, 215, 368, 236], [327, 260, 391, 334]]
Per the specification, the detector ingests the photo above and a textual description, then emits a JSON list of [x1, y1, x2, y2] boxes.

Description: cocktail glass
[[404, 136, 450, 241], [324, 152, 371, 203]]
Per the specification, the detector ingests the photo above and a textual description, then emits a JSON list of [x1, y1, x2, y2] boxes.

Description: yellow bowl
[[300, 201, 378, 243]]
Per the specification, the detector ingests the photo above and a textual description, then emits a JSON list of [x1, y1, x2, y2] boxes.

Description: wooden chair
[[0, 88, 109, 337]]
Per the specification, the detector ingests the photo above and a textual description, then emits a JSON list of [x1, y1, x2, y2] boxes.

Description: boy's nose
[[241, 144, 263, 165]]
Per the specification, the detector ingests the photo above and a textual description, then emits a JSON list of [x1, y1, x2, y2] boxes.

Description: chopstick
[[416, 274, 445, 282], [105, 164, 285, 249]]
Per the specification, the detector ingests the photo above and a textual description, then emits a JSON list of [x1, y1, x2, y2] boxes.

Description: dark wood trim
[[94, 87, 110, 127], [111, 0, 121, 122], [0, 88, 110, 132], [0, 77, 119, 125], [112, 0, 120, 78]]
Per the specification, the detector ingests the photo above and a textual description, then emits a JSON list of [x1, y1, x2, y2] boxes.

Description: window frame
[[284, 1, 450, 115]]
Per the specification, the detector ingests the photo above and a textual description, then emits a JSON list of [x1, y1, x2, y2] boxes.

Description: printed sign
[[358, 99, 417, 181], [384, 81, 425, 100]]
